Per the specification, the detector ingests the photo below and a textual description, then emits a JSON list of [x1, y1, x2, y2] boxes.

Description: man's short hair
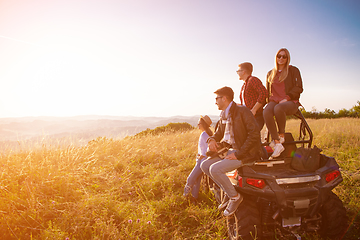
[[214, 86, 234, 102], [238, 62, 253, 75]]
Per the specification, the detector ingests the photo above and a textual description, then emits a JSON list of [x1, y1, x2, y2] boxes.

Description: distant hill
[[0, 115, 219, 151]]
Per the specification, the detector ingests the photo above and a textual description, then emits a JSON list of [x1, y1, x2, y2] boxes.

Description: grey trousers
[[200, 150, 242, 198], [263, 101, 299, 141]]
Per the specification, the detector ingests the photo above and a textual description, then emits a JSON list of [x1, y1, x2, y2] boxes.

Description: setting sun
[[1, 0, 359, 118]]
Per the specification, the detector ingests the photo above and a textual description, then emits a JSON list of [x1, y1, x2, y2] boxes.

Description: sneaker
[[269, 140, 276, 148], [223, 194, 244, 217], [218, 194, 229, 210], [269, 136, 285, 148], [270, 143, 285, 158], [183, 185, 192, 197]]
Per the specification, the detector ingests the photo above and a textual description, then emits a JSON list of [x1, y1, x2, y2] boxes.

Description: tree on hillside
[[300, 100, 360, 119], [338, 108, 350, 118], [322, 108, 336, 119], [300, 107, 320, 119], [350, 101, 360, 118]]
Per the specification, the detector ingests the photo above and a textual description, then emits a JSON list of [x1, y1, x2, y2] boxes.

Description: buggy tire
[[227, 198, 261, 240], [319, 191, 348, 239]]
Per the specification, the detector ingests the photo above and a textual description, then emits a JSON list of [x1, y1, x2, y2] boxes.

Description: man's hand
[[251, 102, 262, 116], [225, 152, 238, 160], [208, 139, 219, 152]]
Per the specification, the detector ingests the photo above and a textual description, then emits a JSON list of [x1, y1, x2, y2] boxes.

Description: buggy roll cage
[[264, 109, 313, 148]]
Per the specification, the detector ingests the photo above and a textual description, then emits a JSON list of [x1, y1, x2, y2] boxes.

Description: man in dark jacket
[[201, 86, 262, 217]]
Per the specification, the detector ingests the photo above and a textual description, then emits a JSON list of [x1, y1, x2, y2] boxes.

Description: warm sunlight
[[5, 31, 162, 116], [0, 1, 360, 239], [1, 0, 359, 118]]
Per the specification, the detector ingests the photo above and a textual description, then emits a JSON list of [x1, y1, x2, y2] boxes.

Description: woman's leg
[[263, 101, 280, 141], [184, 158, 204, 196], [274, 101, 298, 135], [190, 159, 205, 198]]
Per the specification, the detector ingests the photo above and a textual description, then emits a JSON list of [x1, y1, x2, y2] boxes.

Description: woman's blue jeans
[[184, 157, 206, 199]]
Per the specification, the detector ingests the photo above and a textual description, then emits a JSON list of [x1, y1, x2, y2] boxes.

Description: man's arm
[[251, 77, 267, 115], [251, 102, 263, 116]]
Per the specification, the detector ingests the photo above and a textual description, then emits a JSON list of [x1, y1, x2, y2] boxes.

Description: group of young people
[[183, 48, 304, 217]]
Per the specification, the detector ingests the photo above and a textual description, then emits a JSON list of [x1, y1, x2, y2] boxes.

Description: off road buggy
[[207, 110, 348, 240]]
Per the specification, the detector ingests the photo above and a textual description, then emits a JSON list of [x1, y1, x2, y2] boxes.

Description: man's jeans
[[200, 150, 242, 198]]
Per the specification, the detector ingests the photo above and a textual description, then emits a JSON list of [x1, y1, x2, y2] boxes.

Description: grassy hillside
[[0, 118, 359, 239]]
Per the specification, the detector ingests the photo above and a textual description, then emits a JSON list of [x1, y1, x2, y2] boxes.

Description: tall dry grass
[[0, 118, 359, 239], [304, 118, 360, 222], [286, 118, 360, 239], [0, 129, 226, 239]]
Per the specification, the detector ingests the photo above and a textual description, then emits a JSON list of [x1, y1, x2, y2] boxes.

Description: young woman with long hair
[[264, 48, 303, 158]]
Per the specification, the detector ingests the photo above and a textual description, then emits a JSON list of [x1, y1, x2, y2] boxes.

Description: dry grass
[[0, 119, 359, 239], [0, 129, 226, 239]]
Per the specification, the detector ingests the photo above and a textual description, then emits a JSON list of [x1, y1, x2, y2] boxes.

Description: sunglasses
[[277, 54, 287, 59]]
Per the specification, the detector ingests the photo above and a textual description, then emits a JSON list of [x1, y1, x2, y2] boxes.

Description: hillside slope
[[0, 126, 227, 239], [0, 119, 359, 239]]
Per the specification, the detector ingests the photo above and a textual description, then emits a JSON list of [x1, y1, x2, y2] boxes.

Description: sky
[[0, 0, 359, 118]]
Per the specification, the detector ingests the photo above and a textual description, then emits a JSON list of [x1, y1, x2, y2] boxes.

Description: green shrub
[[134, 122, 195, 137]]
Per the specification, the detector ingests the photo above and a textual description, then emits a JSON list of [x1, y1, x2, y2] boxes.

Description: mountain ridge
[[0, 115, 220, 151]]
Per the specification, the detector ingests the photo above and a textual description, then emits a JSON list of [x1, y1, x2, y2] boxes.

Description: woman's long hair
[[200, 118, 213, 136], [267, 48, 291, 83]]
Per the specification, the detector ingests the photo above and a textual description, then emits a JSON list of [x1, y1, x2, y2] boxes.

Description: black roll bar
[[263, 109, 313, 148]]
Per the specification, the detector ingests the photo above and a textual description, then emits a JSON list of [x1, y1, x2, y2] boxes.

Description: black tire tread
[[319, 191, 348, 239], [227, 198, 261, 240]]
